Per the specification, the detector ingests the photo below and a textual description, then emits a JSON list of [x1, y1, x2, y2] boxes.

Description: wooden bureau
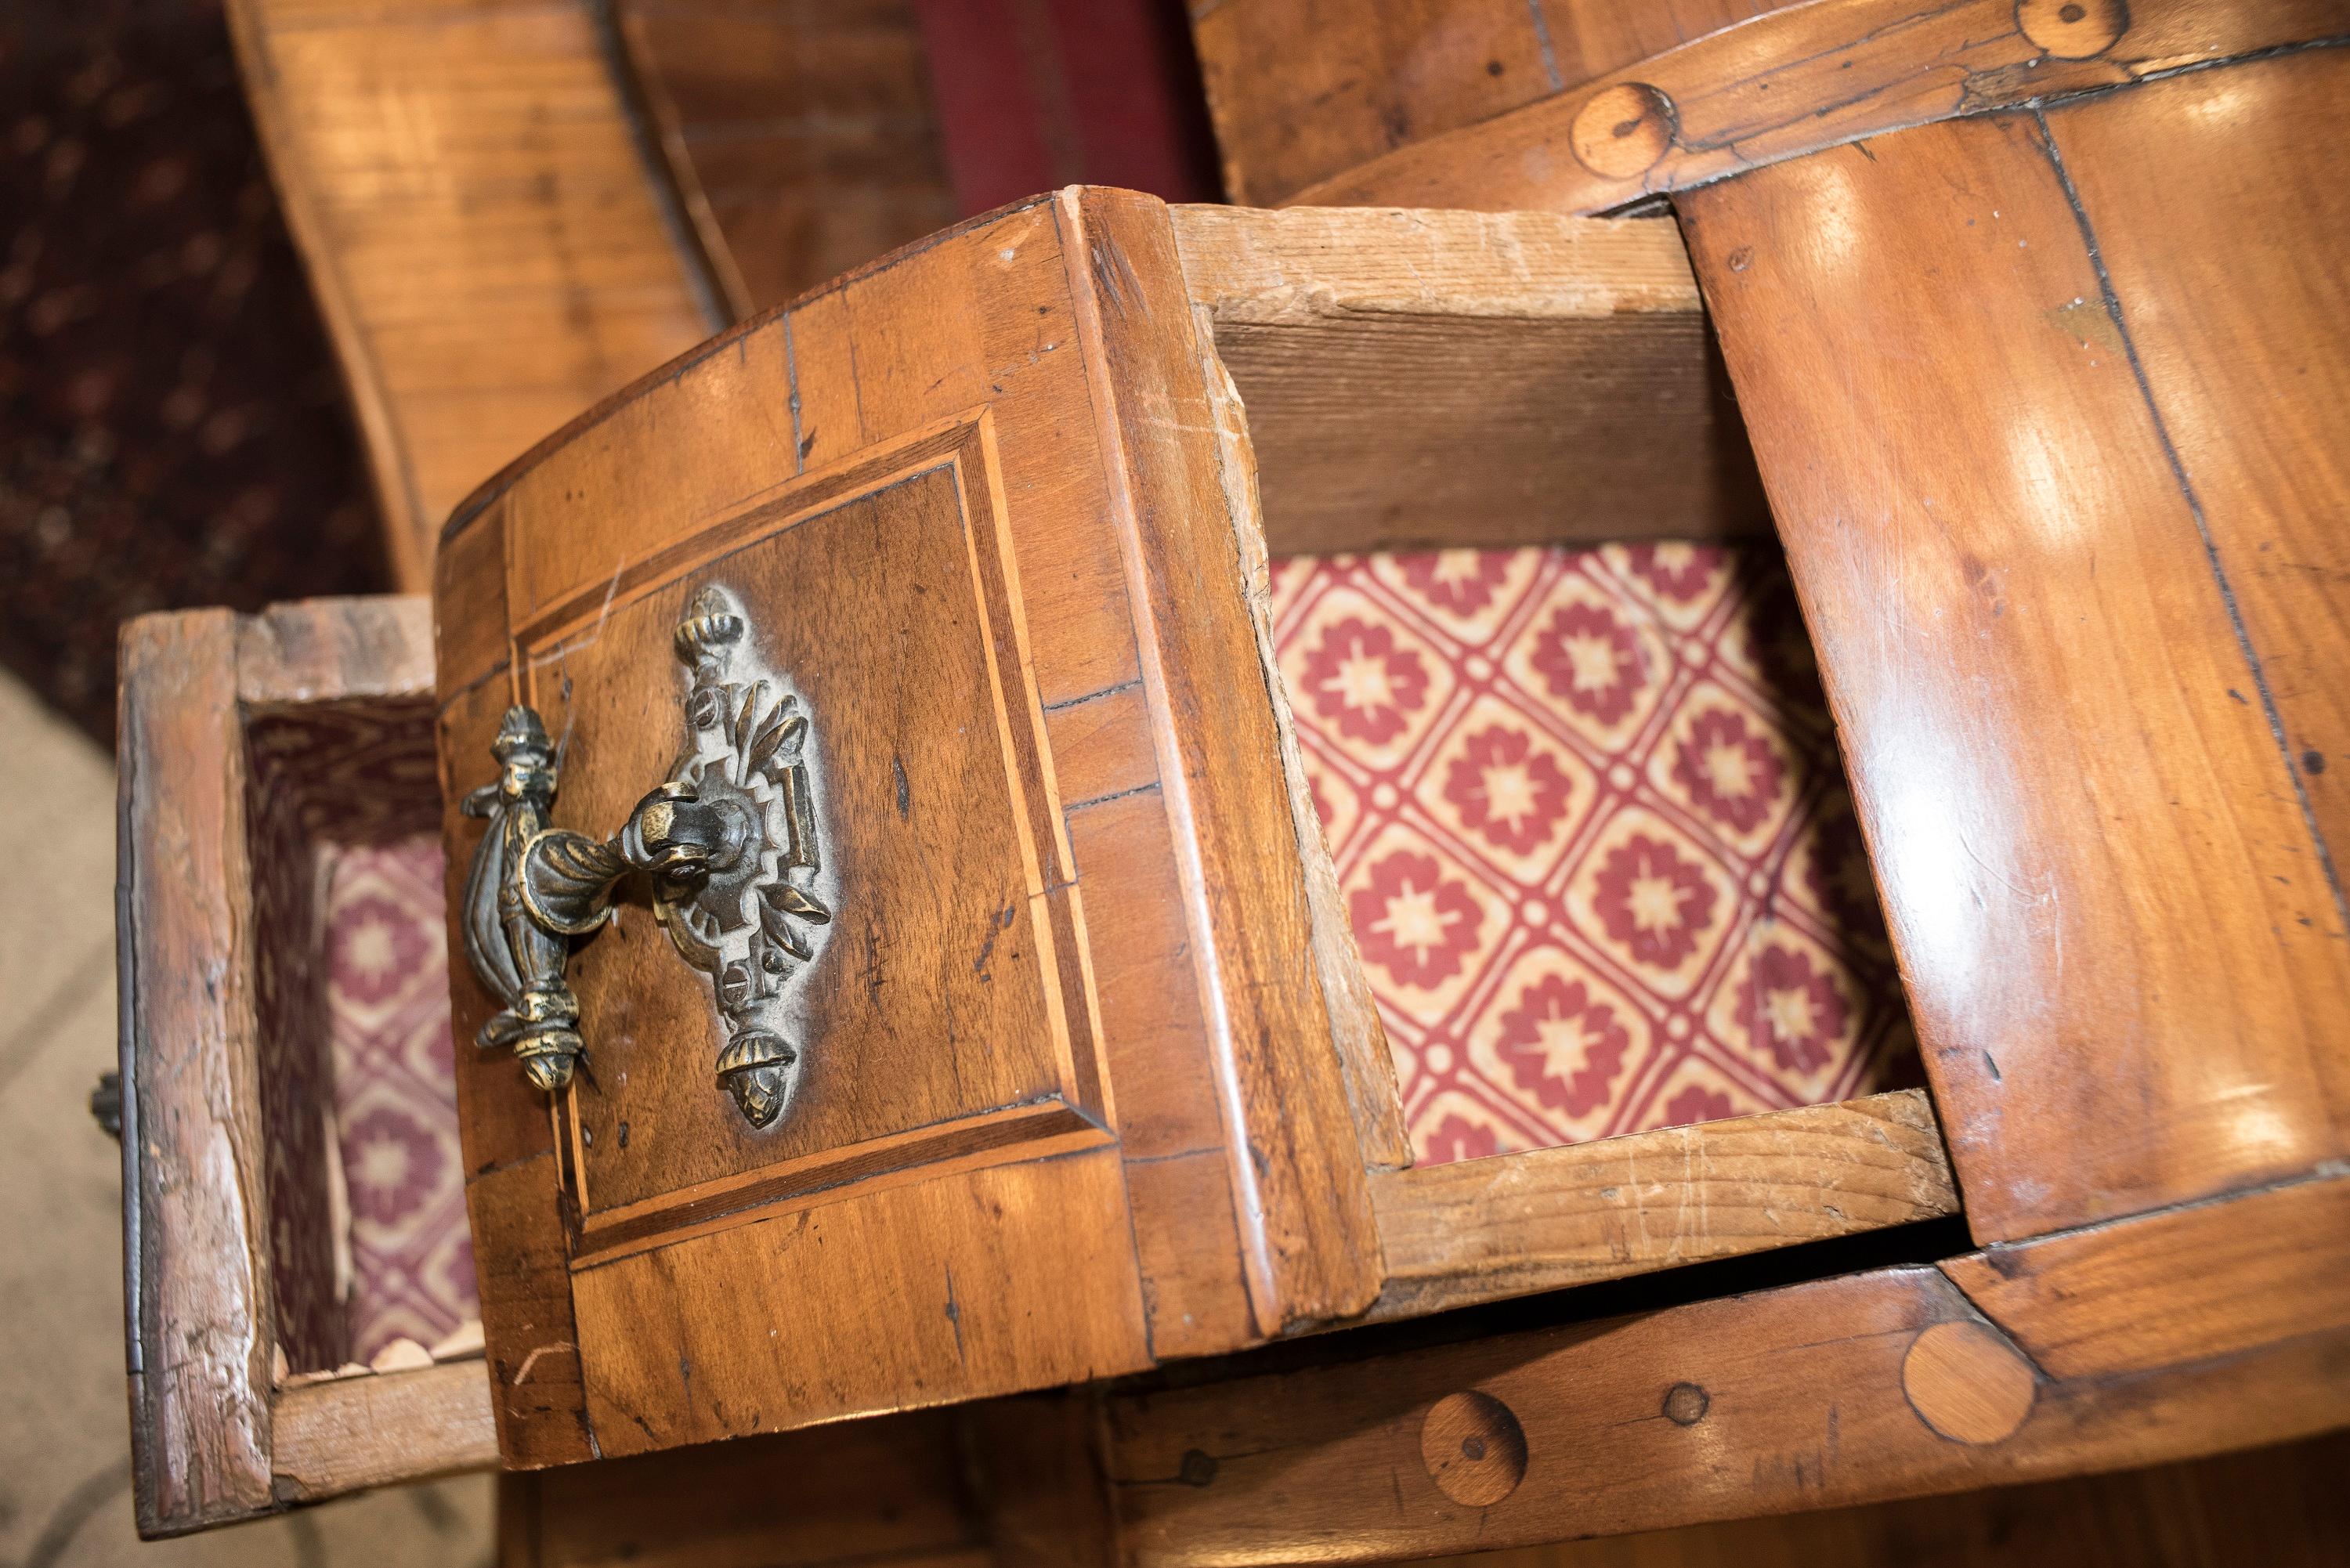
[[114, 0, 2350, 1556]]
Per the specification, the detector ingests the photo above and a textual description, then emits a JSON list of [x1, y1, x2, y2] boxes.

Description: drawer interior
[[122, 201, 1942, 1528], [241, 703, 482, 1378], [117, 601, 497, 1535], [302, 833, 480, 1367], [1263, 543, 1921, 1168]]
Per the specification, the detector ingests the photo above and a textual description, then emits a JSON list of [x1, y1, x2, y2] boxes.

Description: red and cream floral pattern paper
[[326, 837, 477, 1362], [1271, 544, 1915, 1166]]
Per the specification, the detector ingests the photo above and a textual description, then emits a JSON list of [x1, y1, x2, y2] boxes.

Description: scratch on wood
[[509, 1340, 575, 1386]]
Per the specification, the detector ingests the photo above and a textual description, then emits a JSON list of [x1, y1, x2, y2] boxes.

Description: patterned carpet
[[0, 0, 387, 742]]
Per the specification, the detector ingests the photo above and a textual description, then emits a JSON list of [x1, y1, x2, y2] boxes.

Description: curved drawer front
[[435, 189, 1381, 1466]]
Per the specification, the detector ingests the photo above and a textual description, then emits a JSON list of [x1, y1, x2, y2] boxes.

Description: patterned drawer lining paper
[[324, 837, 476, 1364], [321, 543, 1916, 1357], [1271, 543, 1918, 1164]]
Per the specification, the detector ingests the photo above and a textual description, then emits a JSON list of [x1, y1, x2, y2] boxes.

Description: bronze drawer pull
[[459, 585, 833, 1129]]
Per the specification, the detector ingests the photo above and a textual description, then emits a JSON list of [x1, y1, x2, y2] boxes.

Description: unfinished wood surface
[[118, 609, 271, 1536], [1404, 1428, 2350, 1568], [234, 597, 438, 707], [1292, 0, 2343, 218], [1943, 1170, 2350, 1381], [118, 597, 475, 1536], [1188, 0, 1802, 206], [269, 1360, 498, 1501], [1366, 1089, 1955, 1320], [225, 0, 721, 588], [1169, 204, 1767, 551], [435, 191, 1390, 1463], [613, 0, 956, 316], [1106, 1250, 2350, 1564], [1677, 105, 2350, 1242]]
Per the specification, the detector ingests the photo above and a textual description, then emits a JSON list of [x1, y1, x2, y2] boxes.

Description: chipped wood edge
[[270, 1361, 500, 1501], [1363, 1089, 1959, 1321], [1187, 298, 1410, 1173]]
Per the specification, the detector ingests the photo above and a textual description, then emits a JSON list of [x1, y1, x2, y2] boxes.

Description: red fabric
[[910, 0, 1220, 214], [1270, 545, 1917, 1165]]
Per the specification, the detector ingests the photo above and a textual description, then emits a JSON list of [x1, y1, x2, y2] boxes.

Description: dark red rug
[[1, 0, 388, 745]]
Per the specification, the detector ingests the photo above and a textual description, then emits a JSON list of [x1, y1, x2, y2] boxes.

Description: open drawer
[[116, 598, 495, 1535], [119, 196, 1959, 1532]]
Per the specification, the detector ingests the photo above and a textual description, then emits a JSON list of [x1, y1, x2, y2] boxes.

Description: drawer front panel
[[518, 442, 1104, 1234], [438, 190, 1380, 1464]]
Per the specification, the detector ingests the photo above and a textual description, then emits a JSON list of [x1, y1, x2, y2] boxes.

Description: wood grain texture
[[1676, 108, 2350, 1242], [570, 1151, 1149, 1454], [235, 597, 437, 708], [526, 456, 1098, 1224], [612, 0, 956, 315], [1105, 1255, 2350, 1564], [269, 1361, 498, 1500], [2045, 50, 2350, 898], [1942, 1170, 2350, 1380], [1292, 0, 2347, 218], [436, 192, 1408, 1459], [225, 0, 720, 588], [499, 1407, 988, 1568], [1168, 204, 1767, 553], [1365, 1090, 1956, 1320], [1187, 319, 1407, 1174], [118, 598, 462, 1535], [1062, 186, 1383, 1330], [960, 1394, 1122, 1568], [1900, 1321, 2037, 1445], [118, 609, 273, 1536], [1401, 1429, 2350, 1568], [1190, 0, 1561, 207], [1188, 0, 1801, 206]]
